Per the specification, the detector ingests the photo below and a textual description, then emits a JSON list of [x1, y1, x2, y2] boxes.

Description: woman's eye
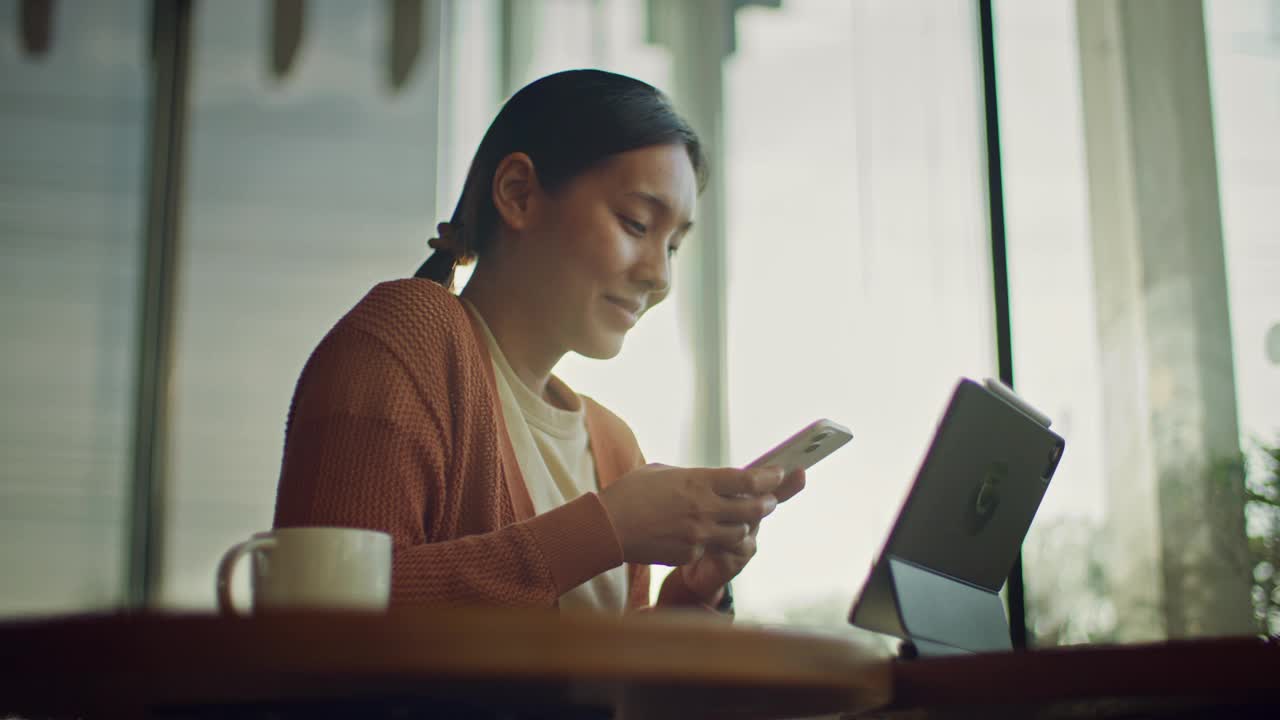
[[620, 216, 647, 236]]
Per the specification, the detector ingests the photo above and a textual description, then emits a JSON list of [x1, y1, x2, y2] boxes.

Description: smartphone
[[745, 419, 853, 474]]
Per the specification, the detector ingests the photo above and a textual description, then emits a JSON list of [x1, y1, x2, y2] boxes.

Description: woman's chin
[[575, 332, 626, 360]]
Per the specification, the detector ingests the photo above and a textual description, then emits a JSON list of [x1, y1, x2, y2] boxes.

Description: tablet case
[[848, 378, 1064, 656]]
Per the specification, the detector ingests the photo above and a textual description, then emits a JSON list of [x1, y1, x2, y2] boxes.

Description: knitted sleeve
[[274, 323, 622, 607]]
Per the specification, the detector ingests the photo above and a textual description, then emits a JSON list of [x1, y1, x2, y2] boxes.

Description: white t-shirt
[[462, 300, 628, 612]]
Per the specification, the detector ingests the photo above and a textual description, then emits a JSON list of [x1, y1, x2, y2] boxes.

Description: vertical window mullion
[[977, 0, 1025, 649]]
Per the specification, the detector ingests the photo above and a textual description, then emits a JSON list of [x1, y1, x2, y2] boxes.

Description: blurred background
[[1, 0, 1277, 648]]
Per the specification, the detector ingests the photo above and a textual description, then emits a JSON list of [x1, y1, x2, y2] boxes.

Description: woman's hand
[[598, 464, 786, 567], [678, 468, 806, 602]]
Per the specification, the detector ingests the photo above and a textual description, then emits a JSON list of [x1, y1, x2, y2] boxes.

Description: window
[[160, 0, 442, 607], [994, 0, 1111, 645], [1002, 0, 1273, 643], [0, 0, 150, 615], [724, 0, 996, 629], [1206, 0, 1280, 635]]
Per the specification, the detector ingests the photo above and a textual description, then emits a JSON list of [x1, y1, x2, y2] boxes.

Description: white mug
[[216, 527, 391, 614]]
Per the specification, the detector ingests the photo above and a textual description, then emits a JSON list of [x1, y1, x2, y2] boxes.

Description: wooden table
[[0, 609, 892, 719], [1, 610, 1277, 719], [882, 635, 1280, 719]]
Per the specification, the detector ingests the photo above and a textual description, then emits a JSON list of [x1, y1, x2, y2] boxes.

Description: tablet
[[849, 378, 1064, 646]]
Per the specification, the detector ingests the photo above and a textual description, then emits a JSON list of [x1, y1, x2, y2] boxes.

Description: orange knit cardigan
[[273, 278, 707, 610]]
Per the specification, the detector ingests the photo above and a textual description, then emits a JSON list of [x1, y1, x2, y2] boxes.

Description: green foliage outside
[[1026, 438, 1280, 644], [1245, 440, 1280, 635]]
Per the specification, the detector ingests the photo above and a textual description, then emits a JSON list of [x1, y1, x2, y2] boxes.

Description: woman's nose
[[634, 241, 671, 294]]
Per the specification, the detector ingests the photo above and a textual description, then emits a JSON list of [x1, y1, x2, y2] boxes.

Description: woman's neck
[[460, 264, 565, 403]]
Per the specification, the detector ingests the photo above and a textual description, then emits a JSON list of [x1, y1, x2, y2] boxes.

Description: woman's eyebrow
[[625, 191, 695, 231]]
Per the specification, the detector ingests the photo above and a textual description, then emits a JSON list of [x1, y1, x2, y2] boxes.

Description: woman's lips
[[604, 295, 642, 326]]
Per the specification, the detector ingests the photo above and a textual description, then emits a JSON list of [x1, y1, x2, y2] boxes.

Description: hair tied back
[[414, 221, 471, 288], [427, 222, 474, 264]]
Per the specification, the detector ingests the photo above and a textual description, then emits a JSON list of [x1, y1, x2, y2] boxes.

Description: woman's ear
[[491, 152, 540, 232]]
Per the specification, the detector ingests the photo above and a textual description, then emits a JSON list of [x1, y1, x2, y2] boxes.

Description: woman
[[273, 70, 804, 613]]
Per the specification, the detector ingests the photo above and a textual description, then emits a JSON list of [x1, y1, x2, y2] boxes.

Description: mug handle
[[216, 534, 276, 616]]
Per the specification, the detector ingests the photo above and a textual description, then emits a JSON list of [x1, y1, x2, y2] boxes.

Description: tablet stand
[[848, 377, 1056, 659], [852, 556, 1012, 659]]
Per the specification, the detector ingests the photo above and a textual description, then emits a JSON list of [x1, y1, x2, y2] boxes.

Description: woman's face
[[522, 143, 697, 360]]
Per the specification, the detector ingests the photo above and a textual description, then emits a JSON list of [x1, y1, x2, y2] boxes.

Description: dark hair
[[414, 69, 708, 288]]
